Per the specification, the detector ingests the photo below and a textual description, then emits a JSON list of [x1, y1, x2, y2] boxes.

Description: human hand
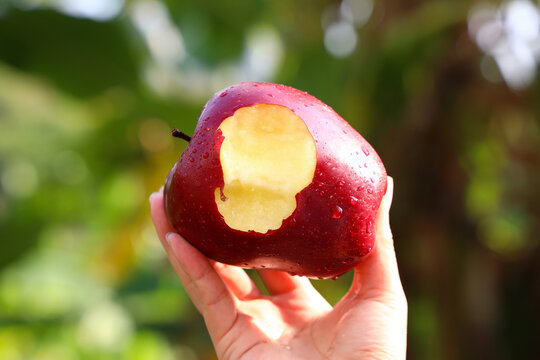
[[150, 177, 407, 359]]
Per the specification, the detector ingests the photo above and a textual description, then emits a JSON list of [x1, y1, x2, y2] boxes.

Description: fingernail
[[148, 191, 159, 204], [385, 176, 394, 196], [165, 232, 176, 247]]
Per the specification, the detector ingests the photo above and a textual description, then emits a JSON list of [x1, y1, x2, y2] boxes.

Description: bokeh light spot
[[1, 160, 38, 198], [340, 0, 373, 27], [77, 300, 134, 351], [138, 118, 173, 153], [14, 0, 124, 21], [52, 151, 89, 185], [468, 0, 540, 89], [101, 173, 145, 220], [131, 0, 186, 66], [57, 0, 124, 21], [324, 21, 358, 58], [480, 213, 528, 254], [480, 55, 503, 83], [241, 25, 284, 82]]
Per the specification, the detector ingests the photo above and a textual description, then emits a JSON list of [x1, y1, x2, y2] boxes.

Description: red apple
[[164, 82, 387, 279]]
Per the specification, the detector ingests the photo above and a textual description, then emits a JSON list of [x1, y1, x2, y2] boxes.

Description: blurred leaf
[[0, 8, 141, 97], [0, 1, 539, 359]]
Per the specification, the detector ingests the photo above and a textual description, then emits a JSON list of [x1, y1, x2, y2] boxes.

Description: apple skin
[[164, 82, 387, 279]]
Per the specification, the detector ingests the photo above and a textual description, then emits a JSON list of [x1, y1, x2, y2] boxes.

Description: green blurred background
[[0, 0, 539, 359]]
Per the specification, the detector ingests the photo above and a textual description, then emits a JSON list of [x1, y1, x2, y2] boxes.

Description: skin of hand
[[150, 176, 407, 360]]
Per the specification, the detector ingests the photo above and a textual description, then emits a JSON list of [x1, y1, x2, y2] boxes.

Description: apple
[[164, 82, 387, 279]]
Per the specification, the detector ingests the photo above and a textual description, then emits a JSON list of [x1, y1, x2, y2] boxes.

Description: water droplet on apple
[[367, 188, 373, 195], [192, 148, 197, 153], [331, 275, 339, 281], [189, 157, 194, 162], [205, 127, 210, 132], [197, 140, 202, 145], [332, 205, 343, 219], [349, 196, 358, 205], [363, 147, 370, 156], [267, 93, 274, 98], [366, 220, 373, 234], [317, 182, 324, 188], [203, 152, 209, 159], [337, 180, 345, 187], [342, 257, 355, 265], [219, 91, 228, 97]]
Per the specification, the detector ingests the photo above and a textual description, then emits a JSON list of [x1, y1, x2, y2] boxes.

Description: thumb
[[350, 176, 404, 299]]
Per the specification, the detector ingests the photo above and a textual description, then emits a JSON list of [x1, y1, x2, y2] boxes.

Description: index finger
[[149, 188, 175, 248], [149, 190, 241, 344]]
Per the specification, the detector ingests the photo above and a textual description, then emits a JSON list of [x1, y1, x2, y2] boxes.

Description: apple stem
[[172, 128, 192, 142]]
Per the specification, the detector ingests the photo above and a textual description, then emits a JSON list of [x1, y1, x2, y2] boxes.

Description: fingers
[[213, 262, 262, 300], [165, 232, 240, 344], [149, 189, 201, 310], [258, 270, 331, 309], [258, 269, 310, 295], [375, 176, 394, 253], [149, 189, 174, 248], [149, 190, 240, 342], [351, 176, 404, 298]]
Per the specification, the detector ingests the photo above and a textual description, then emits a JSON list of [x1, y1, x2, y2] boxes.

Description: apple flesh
[[164, 82, 387, 279]]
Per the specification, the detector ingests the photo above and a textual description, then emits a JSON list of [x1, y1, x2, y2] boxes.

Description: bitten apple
[[164, 82, 387, 279]]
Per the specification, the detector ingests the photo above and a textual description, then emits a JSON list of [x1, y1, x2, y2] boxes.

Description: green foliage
[[0, 1, 539, 359], [0, 9, 141, 97]]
